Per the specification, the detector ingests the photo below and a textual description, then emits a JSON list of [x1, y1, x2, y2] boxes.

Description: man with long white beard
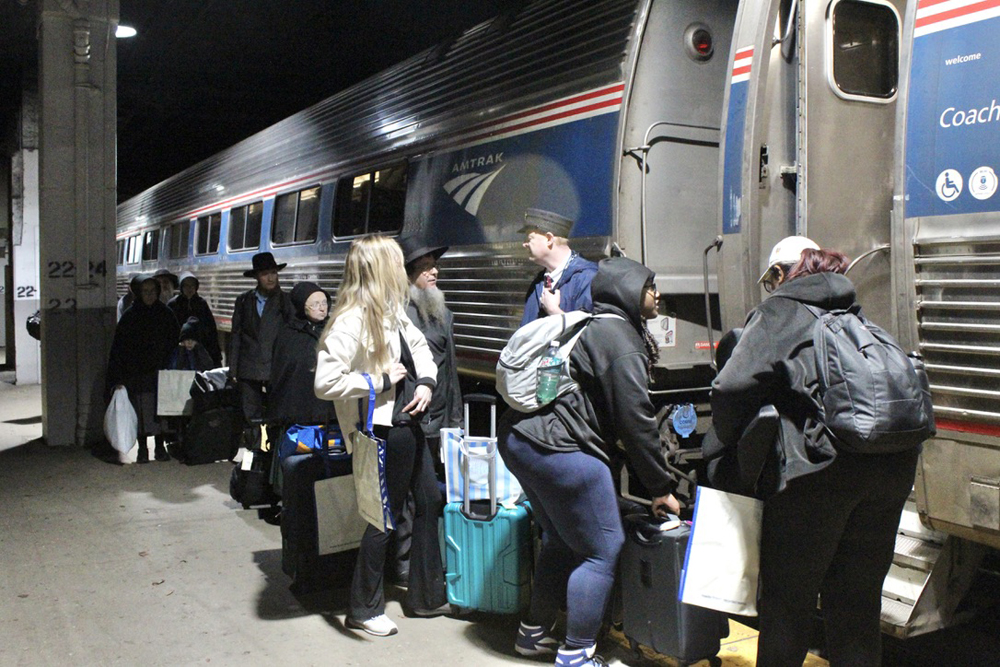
[[398, 235, 463, 457], [385, 235, 463, 587]]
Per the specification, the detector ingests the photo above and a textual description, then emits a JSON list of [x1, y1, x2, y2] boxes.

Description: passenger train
[[117, 0, 1000, 639]]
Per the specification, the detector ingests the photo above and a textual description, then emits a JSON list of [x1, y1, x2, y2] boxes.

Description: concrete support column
[[38, 0, 119, 446]]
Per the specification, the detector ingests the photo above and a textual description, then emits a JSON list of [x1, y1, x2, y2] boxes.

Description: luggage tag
[[241, 450, 254, 471]]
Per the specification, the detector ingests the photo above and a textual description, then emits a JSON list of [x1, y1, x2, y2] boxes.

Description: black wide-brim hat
[[243, 252, 287, 278], [398, 234, 448, 268]]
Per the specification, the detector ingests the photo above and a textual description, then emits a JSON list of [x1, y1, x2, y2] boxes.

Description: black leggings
[[349, 424, 446, 619]]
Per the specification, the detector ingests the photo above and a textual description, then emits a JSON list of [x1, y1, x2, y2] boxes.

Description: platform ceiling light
[[115, 25, 137, 39]]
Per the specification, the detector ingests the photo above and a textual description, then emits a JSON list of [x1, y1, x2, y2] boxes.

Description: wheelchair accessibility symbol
[[936, 169, 963, 202]]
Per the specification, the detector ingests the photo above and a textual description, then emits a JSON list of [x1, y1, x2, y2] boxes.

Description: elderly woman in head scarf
[[107, 274, 180, 463]]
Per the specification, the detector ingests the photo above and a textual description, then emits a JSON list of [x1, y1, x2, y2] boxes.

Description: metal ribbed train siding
[[915, 240, 1000, 425]]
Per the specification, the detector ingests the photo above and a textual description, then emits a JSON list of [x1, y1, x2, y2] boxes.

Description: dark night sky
[[115, 1, 504, 202]]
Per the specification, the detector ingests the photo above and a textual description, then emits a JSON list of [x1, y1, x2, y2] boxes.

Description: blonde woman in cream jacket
[[314, 235, 448, 637]]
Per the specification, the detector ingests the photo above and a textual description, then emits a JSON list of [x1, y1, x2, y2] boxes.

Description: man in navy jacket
[[518, 209, 597, 326]]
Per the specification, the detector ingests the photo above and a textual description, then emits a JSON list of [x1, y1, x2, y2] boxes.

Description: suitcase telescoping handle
[[462, 438, 497, 520], [463, 393, 496, 439]]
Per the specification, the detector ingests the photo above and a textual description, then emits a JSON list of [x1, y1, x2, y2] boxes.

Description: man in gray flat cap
[[518, 208, 598, 326]]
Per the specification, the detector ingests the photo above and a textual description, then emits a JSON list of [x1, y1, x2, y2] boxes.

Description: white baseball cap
[[758, 236, 820, 283]]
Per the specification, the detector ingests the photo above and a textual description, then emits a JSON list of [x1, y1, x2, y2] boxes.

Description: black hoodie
[[706, 272, 857, 492], [502, 257, 676, 497], [267, 282, 337, 425]]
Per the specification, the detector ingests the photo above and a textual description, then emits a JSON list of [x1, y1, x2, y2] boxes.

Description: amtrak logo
[[444, 154, 505, 216]]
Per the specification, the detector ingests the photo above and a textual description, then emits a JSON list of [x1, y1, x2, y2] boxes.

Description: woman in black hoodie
[[267, 282, 338, 430], [107, 274, 181, 463], [499, 257, 679, 667], [709, 240, 919, 666]]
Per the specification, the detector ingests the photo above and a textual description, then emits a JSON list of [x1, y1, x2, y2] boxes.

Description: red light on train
[[686, 25, 714, 62]]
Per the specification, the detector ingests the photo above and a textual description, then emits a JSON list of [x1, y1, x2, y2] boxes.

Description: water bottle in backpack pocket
[[535, 341, 562, 405]]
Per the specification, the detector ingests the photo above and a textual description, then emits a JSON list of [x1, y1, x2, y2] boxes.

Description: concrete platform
[[0, 378, 809, 667]]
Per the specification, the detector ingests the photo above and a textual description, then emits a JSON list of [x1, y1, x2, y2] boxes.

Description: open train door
[[717, 0, 904, 333]]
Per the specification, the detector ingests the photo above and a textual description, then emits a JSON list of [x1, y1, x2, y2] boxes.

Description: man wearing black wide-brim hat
[[398, 234, 463, 452], [229, 252, 295, 448]]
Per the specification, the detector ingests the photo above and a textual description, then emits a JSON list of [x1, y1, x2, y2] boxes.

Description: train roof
[[117, 0, 645, 232]]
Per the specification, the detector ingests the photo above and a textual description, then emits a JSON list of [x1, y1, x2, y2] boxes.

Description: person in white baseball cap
[[758, 235, 820, 292]]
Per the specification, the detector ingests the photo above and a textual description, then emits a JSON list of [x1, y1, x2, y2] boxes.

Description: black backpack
[[801, 303, 935, 454]]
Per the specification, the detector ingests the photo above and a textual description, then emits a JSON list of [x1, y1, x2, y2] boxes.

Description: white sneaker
[[346, 614, 398, 637]]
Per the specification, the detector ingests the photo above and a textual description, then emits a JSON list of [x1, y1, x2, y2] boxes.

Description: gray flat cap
[[518, 208, 575, 238]]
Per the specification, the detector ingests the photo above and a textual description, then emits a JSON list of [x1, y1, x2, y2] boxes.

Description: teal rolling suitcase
[[442, 398, 531, 614]]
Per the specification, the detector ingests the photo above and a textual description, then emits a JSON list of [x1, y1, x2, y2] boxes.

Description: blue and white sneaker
[[514, 622, 560, 657], [554, 644, 607, 667]]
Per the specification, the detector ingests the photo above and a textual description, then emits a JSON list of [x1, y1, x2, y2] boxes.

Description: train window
[[828, 0, 899, 101], [126, 235, 141, 265], [141, 229, 161, 262], [196, 213, 222, 255], [116, 240, 126, 266], [167, 220, 191, 259], [272, 186, 320, 245], [228, 201, 263, 251], [334, 162, 407, 237]]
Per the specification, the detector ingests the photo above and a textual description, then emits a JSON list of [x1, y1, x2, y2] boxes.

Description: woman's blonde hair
[[324, 235, 409, 371]]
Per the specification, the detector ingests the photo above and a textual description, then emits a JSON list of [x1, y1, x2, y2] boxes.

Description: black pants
[[349, 424, 446, 620], [757, 448, 919, 667], [238, 379, 278, 448]]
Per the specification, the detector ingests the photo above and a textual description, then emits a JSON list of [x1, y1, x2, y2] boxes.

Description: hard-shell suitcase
[[443, 395, 532, 614], [280, 449, 366, 593], [620, 513, 728, 665], [182, 406, 240, 464]]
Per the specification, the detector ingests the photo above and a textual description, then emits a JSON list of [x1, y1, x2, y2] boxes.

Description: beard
[[409, 284, 447, 323]]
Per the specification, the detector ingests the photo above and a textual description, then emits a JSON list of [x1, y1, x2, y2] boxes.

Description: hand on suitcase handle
[[652, 493, 681, 518]]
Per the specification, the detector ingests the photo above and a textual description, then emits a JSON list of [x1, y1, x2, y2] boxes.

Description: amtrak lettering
[[451, 153, 504, 173], [939, 100, 1000, 128]]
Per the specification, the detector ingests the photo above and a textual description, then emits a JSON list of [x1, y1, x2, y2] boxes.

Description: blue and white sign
[[905, 13, 1000, 218]]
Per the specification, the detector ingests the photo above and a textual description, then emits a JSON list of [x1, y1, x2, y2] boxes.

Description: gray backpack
[[497, 312, 623, 412], [802, 303, 935, 453]]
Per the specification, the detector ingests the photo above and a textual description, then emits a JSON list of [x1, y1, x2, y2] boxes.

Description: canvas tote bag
[[349, 374, 394, 532], [679, 485, 763, 616]]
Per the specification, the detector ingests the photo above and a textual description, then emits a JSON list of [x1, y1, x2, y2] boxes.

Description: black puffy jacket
[[502, 257, 676, 498]]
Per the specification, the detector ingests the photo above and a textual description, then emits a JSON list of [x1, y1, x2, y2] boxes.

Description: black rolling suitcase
[[182, 407, 241, 464], [230, 448, 280, 508], [619, 513, 728, 666], [280, 449, 366, 593]]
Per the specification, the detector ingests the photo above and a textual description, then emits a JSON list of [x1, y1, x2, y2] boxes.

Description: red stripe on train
[[935, 418, 1000, 438], [916, 0, 1000, 28]]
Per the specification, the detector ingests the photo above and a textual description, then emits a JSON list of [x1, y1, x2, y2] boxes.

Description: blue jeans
[[499, 431, 624, 649]]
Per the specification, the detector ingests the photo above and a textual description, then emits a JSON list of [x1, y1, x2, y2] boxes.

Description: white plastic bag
[[104, 387, 138, 461], [679, 486, 763, 616]]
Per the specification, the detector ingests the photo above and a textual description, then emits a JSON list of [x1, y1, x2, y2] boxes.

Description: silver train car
[[117, 0, 1000, 640], [116, 0, 737, 386], [718, 0, 1000, 638]]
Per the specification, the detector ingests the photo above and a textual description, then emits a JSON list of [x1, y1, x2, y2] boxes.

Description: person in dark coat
[[167, 271, 222, 366], [167, 317, 215, 372], [707, 237, 920, 666], [399, 235, 463, 458], [116, 273, 143, 322], [107, 274, 181, 463], [267, 282, 337, 428], [518, 208, 598, 326], [152, 268, 178, 305], [229, 252, 294, 448], [499, 257, 680, 666]]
